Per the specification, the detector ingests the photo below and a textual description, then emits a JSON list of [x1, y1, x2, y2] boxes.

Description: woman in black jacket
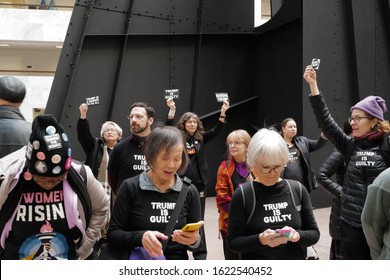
[[280, 117, 327, 193], [304, 65, 390, 259], [77, 103, 122, 235], [165, 98, 229, 259]]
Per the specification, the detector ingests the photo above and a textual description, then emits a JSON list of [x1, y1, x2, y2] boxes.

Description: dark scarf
[[354, 130, 384, 141]]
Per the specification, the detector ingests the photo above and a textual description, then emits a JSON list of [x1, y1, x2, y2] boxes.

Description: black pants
[[191, 182, 207, 260], [340, 221, 371, 260], [329, 239, 343, 260]]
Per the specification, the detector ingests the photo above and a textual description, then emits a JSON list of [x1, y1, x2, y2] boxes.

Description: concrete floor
[[202, 197, 331, 260]]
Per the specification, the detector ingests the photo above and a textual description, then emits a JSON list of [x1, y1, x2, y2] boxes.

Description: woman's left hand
[[171, 229, 199, 246], [282, 226, 300, 243]]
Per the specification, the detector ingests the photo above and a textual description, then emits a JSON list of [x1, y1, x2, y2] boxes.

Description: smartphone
[[275, 229, 290, 238], [181, 221, 204, 232]]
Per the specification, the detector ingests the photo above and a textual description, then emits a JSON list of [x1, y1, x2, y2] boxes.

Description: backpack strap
[[241, 181, 256, 225], [79, 164, 87, 185], [285, 179, 302, 212], [67, 165, 92, 228], [161, 176, 191, 250]]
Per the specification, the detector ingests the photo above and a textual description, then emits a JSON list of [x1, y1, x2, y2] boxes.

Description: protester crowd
[[1, 70, 389, 260]]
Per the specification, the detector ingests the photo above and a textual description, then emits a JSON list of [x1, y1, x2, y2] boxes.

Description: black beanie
[[0, 76, 26, 103], [25, 114, 72, 177]]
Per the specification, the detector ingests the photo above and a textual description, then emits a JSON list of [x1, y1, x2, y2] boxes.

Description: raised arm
[[219, 100, 229, 122], [77, 103, 94, 154], [166, 98, 176, 122], [303, 65, 320, 96], [79, 103, 88, 119]]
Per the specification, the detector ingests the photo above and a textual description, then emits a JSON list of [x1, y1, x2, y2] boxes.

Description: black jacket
[[310, 94, 390, 226], [317, 149, 344, 239], [289, 135, 327, 192], [0, 106, 31, 158], [77, 118, 105, 178], [166, 118, 225, 186]]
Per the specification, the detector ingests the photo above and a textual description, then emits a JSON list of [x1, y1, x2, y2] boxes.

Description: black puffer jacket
[[310, 94, 390, 226], [317, 149, 344, 239]]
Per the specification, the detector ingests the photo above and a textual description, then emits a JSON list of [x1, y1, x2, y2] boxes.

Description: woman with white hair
[[227, 128, 320, 260], [77, 103, 123, 239]]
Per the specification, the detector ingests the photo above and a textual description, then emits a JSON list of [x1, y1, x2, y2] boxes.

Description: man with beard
[[108, 102, 155, 194]]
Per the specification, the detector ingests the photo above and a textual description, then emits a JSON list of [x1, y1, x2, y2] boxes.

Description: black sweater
[[108, 173, 201, 260], [227, 180, 320, 260]]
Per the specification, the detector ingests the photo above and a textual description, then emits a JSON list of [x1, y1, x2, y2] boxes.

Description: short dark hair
[[144, 126, 188, 175], [0, 76, 26, 103], [130, 102, 155, 118]]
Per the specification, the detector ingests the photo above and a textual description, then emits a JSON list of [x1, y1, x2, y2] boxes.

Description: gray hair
[[246, 128, 289, 172], [100, 121, 123, 140], [144, 126, 188, 175]]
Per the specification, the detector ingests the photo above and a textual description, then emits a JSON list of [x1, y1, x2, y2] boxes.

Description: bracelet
[[220, 115, 226, 118]]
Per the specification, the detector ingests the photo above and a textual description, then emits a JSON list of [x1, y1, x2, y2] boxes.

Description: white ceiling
[[0, 1, 271, 74]]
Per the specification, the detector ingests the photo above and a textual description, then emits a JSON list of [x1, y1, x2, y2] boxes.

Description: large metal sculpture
[[47, 0, 390, 207]]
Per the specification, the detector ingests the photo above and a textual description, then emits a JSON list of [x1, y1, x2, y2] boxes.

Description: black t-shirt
[[3, 181, 79, 260], [184, 137, 202, 184], [231, 168, 247, 190], [284, 145, 304, 183], [107, 135, 147, 192]]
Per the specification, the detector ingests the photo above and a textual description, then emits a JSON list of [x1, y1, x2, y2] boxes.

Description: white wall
[[0, 8, 71, 122]]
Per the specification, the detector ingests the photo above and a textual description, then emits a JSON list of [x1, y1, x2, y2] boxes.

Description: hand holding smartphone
[[181, 221, 204, 232], [275, 229, 291, 238]]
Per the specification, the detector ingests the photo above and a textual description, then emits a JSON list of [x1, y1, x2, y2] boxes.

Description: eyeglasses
[[259, 165, 285, 174], [228, 141, 244, 147], [348, 116, 371, 123], [127, 114, 144, 120]]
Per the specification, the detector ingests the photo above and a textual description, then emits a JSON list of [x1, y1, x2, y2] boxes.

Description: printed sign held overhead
[[86, 96, 100, 106], [164, 89, 180, 99], [311, 58, 321, 70], [215, 92, 229, 102]]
